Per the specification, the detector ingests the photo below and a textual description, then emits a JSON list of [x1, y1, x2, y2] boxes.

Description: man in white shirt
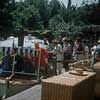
[[48, 40, 63, 74]]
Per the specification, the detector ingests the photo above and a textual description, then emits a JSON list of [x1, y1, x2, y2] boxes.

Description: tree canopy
[[0, 0, 100, 37]]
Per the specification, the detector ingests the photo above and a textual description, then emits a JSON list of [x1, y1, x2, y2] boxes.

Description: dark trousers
[[63, 53, 72, 71]]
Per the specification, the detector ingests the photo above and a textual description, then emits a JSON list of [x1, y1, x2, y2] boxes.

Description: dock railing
[[0, 54, 41, 81]]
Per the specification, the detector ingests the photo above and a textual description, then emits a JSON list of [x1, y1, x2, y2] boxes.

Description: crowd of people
[[0, 35, 100, 78]]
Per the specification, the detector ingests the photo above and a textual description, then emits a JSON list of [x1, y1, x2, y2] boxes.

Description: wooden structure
[[0, 53, 40, 99], [0, 76, 38, 99], [4, 84, 41, 100], [41, 71, 96, 100]]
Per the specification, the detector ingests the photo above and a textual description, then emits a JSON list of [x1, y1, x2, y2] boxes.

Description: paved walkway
[[4, 84, 41, 100]]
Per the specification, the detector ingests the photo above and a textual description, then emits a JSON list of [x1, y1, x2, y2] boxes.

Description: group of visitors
[[46, 37, 89, 74], [0, 35, 100, 78], [0, 42, 49, 77]]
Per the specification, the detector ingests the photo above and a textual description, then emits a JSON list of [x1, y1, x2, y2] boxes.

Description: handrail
[[0, 53, 40, 80], [8, 53, 39, 80], [0, 55, 78, 79], [10, 54, 17, 79], [2, 71, 37, 76], [48, 60, 76, 63], [70, 59, 91, 65]]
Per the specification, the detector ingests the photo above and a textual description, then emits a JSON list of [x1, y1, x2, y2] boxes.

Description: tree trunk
[[67, 0, 71, 9], [18, 30, 24, 47], [12, 0, 15, 4]]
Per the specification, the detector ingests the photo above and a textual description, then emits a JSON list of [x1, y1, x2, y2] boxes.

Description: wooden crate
[[41, 71, 96, 100]]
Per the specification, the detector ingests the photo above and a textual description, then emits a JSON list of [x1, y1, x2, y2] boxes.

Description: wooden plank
[[4, 84, 41, 100]]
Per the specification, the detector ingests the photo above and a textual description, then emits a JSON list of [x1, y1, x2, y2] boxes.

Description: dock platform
[[3, 83, 100, 100], [4, 84, 41, 100]]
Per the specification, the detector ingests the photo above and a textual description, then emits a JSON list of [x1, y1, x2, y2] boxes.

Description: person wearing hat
[[48, 39, 63, 60], [73, 37, 85, 61], [33, 41, 49, 77], [48, 39, 63, 74], [62, 37, 72, 71]]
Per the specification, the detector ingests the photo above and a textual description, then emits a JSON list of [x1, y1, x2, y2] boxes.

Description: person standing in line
[[48, 40, 63, 74], [91, 40, 100, 97], [73, 38, 85, 61], [62, 37, 72, 71], [91, 42, 97, 57], [92, 40, 100, 66], [33, 42, 49, 77]]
